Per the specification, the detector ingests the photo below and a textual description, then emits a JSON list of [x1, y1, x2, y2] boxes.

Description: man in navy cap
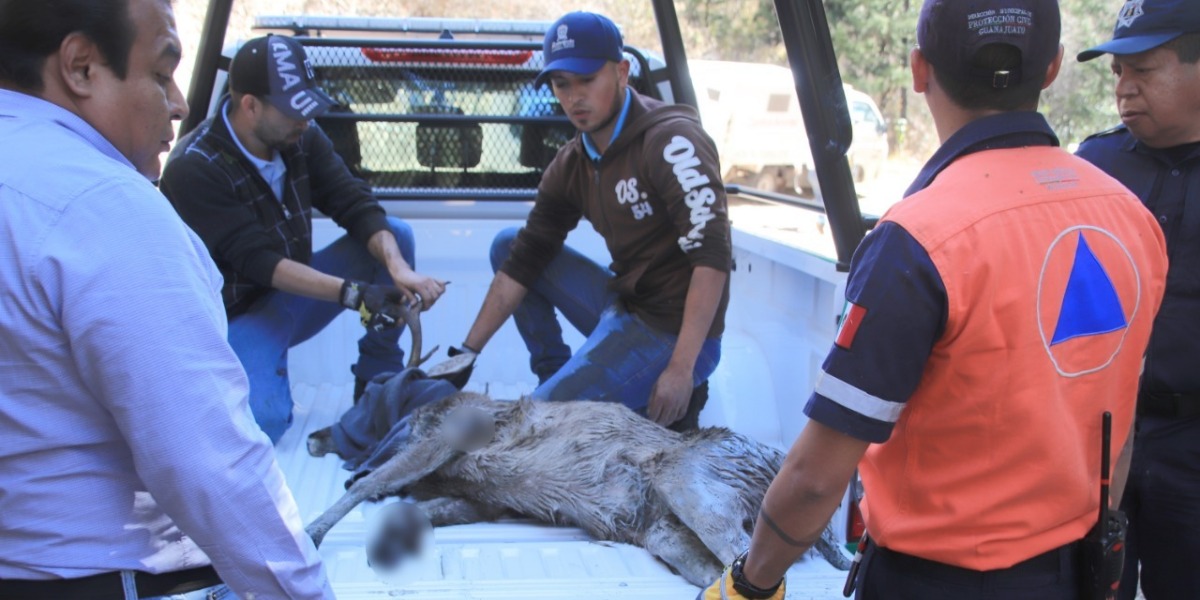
[[1076, 2, 1200, 598], [161, 35, 448, 443], [699, 0, 1169, 598], [451, 11, 732, 430]]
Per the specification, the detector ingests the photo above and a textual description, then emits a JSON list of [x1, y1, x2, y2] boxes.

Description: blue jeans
[[229, 217, 415, 443], [490, 227, 720, 415]]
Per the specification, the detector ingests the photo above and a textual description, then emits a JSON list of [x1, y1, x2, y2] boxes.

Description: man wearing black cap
[[452, 12, 732, 430], [699, 1, 1169, 598], [161, 35, 448, 443], [1076, 2, 1200, 598]]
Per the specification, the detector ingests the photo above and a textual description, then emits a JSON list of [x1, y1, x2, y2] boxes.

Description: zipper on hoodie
[[591, 155, 613, 235]]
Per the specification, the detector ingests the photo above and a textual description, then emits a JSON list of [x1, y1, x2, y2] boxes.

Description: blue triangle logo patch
[[1051, 233, 1127, 345]]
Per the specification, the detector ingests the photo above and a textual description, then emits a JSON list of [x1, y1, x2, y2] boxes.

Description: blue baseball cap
[[534, 12, 624, 87], [1078, 0, 1200, 62]]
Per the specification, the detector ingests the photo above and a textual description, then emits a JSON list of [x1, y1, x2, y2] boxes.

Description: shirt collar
[[905, 111, 1059, 198], [1126, 127, 1200, 165], [221, 99, 282, 172], [0, 88, 137, 173], [583, 87, 633, 162]]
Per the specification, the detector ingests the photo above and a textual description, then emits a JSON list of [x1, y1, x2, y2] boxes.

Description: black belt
[[1138, 391, 1200, 419], [0, 565, 221, 600], [874, 541, 1079, 586]]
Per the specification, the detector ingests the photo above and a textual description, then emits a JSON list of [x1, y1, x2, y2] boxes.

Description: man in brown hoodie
[[454, 11, 732, 430]]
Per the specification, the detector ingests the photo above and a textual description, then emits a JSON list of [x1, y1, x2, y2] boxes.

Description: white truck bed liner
[[279, 213, 849, 598]]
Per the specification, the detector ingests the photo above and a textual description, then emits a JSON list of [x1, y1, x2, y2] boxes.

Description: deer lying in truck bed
[[303, 305, 850, 586]]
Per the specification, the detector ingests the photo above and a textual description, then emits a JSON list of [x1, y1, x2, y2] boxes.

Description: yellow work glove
[[696, 552, 786, 600], [340, 279, 406, 332]]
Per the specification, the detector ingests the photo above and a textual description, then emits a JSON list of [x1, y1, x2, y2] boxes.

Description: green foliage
[[678, 0, 785, 62], [676, 0, 1124, 155], [1047, 0, 1124, 147]]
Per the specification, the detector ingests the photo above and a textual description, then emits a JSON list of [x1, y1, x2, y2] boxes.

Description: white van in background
[[689, 59, 805, 193], [689, 59, 888, 197], [793, 84, 889, 197]]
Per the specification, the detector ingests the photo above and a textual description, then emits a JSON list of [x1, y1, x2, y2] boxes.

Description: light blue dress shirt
[[222, 101, 287, 201], [0, 89, 333, 599], [582, 87, 633, 162]]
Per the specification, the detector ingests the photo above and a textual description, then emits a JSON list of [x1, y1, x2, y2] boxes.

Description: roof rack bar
[[254, 15, 553, 37], [294, 37, 543, 51], [317, 114, 570, 127], [375, 189, 538, 201]]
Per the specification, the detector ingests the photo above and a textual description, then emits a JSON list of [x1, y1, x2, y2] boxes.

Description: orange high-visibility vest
[[860, 146, 1167, 570]]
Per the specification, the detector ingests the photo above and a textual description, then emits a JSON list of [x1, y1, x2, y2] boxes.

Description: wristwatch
[[730, 551, 783, 599], [340, 279, 365, 309]]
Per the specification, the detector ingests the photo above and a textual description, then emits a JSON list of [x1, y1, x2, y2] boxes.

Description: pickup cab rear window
[[297, 41, 651, 199]]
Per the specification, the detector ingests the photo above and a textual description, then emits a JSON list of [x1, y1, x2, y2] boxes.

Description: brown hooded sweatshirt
[[501, 89, 731, 338]]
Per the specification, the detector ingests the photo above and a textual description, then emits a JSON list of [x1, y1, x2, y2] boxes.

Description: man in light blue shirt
[[0, 1, 334, 598]]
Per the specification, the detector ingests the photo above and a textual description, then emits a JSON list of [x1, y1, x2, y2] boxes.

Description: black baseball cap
[[229, 35, 336, 120], [1078, 0, 1200, 62], [917, 0, 1061, 89]]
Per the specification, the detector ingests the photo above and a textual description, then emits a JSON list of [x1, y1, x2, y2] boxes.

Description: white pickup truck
[[184, 1, 875, 597]]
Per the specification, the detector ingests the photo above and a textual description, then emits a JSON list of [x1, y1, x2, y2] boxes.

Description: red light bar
[[361, 48, 534, 65]]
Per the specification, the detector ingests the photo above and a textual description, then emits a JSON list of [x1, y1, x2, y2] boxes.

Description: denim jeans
[[120, 571, 231, 600], [1117, 413, 1200, 600], [490, 227, 720, 415], [228, 217, 415, 443], [853, 544, 1079, 600]]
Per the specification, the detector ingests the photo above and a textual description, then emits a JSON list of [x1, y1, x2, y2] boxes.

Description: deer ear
[[58, 32, 102, 97]]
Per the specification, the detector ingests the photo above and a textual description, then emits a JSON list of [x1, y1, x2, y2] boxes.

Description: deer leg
[[650, 446, 852, 572], [413, 496, 514, 526], [305, 405, 496, 547], [642, 513, 724, 587], [814, 521, 852, 570], [306, 438, 454, 547], [647, 456, 753, 567]]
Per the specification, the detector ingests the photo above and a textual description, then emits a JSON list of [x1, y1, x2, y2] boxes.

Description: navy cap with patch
[[534, 12, 624, 88], [1078, 0, 1200, 62], [918, 0, 1061, 89], [229, 35, 336, 120]]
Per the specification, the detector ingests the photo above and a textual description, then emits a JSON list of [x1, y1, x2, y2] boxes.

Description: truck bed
[[281, 208, 850, 598]]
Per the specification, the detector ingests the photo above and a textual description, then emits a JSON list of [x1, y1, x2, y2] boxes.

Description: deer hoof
[[307, 427, 338, 457], [444, 406, 495, 452], [425, 353, 477, 390]]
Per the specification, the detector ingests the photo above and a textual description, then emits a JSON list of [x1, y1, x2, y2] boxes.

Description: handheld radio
[[1081, 411, 1128, 600]]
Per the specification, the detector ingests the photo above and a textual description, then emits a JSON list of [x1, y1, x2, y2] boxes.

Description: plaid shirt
[[161, 99, 388, 316]]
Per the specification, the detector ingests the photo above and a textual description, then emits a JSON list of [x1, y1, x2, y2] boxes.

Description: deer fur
[[305, 391, 851, 586]]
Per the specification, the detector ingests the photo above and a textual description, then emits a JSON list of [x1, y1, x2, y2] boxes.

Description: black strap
[[1138, 391, 1200, 419], [0, 565, 221, 600]]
